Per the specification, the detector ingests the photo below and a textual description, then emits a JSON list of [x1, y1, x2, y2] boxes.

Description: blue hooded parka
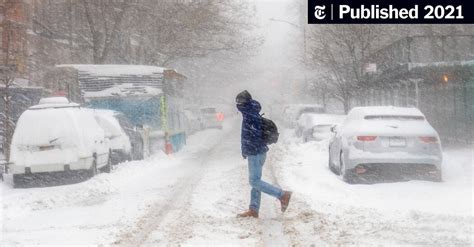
[[237, 99, 269, 156]]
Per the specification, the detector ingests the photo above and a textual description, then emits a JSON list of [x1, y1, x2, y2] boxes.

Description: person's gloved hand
[[242, 154, 247, 160]]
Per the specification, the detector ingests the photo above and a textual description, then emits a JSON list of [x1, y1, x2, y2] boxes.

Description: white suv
[[9, 97, 111, 187]]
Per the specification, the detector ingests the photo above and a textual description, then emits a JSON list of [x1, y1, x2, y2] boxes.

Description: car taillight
[[216, 112, 225, 122], [419, 136, 438, 143], [357, 136, 377, 141]]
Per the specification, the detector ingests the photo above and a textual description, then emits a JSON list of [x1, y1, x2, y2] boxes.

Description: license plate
[[389, 137, 406, 147]]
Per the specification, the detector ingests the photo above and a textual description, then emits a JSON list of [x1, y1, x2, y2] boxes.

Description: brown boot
[[237, 209, 258, 218], [279, 191, 292, 213]]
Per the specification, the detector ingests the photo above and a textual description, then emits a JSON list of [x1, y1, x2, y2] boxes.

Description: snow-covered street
[[1, 117, 472, 245], [1, 0, 473, 246], [270, 129, 473, 245]]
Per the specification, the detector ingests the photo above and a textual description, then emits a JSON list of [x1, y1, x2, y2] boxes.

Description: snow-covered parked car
[[199, 107, 223, 129], [9, 97, 111, 187], [296, 113, 346, 142], [93, 109, 144, 164], [282, 104, 325, 128], [328, 106, 443, 184]]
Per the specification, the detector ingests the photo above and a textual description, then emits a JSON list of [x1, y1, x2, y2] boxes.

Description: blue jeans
[[247, 153, 284, 213]]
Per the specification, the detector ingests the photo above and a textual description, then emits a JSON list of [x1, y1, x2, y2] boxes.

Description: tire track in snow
[[266, 143, 353, 245], [115, 120, 295, 245], [151, 123, 265, 245], [151, 141, 225, 245], [258, 161, 289, 246], [114, 133, 227, 246]]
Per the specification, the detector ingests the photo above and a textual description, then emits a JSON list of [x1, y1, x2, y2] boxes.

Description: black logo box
[[308, 0, 474, 24]]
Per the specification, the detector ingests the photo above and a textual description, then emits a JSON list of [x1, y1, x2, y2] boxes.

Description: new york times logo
[[308, 0, 473, 24], [314, 5, 326, 20]]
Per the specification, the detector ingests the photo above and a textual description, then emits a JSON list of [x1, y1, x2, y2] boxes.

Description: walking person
[[235, 90, 292, 218]]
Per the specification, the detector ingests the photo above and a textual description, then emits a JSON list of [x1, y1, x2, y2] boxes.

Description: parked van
[[9, 97, 111, 187], [93, 109, 144, 164]]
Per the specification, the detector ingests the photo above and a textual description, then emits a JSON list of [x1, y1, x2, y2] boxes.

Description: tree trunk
[[343, 98, 351, 114], [4, 94, 11, 161]]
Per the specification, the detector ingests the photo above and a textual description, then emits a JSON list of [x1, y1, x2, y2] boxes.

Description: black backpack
[[261, 115, 279, 145]]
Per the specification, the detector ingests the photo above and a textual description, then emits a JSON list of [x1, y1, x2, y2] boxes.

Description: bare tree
[[0, 0, 27, 160], [126, 0, 258, 66], [307, 25, 385, 113], [31, 0, 257, 66], [78, 0, 136, 64]]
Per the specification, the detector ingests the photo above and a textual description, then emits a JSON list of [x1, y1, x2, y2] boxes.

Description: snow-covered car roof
[[29, 97, 80, 110], [342, 106, 437, 136], [11, 106, 105, 154], [347, 106, 424, 121]]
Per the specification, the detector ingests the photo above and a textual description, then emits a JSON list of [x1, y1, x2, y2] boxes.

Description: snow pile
[[272, 128, 472, 215], [268, 127, 473, 245]]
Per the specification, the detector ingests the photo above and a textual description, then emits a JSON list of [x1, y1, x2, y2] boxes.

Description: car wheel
[[431, 169, 442, 182], [102, 152, 112, 173], [339, 151, 355, 184], [13, 174, 24, 188], [90, 155, 98, 177]]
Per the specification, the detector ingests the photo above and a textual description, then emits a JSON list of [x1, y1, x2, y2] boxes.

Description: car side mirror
[[330, 125, 337, 133]]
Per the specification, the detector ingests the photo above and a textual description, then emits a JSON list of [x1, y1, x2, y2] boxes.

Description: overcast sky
[[248, 0, 305, 104]]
